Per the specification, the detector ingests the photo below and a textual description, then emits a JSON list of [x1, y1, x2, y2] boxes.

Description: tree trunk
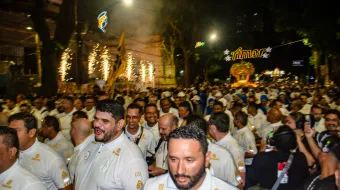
[[31, 0, 75, 96], [313, 50, 322, 87]]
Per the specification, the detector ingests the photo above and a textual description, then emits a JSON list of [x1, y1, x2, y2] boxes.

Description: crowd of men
[[0, 83, 340, 190]]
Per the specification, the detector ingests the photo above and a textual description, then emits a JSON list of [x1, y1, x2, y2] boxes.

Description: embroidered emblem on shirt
[[62, 171, 68, 179], [158, 184, 164, 190], [210, 153, 219, 160], [141, 134, 145, 139], [52, 143, 59, 149], [100, 160, 110, 171], [1, 180, 13, 188], [59, 164, 65, 169], [135, 171, 141, 177], [113, 148, 121, 156], [136, 180, 143, 189], [91, 141, 97, 144], [84, 151, 90, 160], [32, 154, 40, 161]]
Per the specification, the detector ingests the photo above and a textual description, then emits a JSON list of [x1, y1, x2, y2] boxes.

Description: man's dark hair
[[234, 111, 248, 126], [232, 103, 243, 112], [179, 101, 192, 114], [272, 99, 283, 106], [311, 105, 323, 113], [96, 100, 124, 123], [115, 96, 125, 106], [167, 125, 208, 155], [20, 103, 30, 109], [299, 93, 309, 99], [44, 116, 60, 132], [186, 115, 208, 134], [160, 97, 171, 104], [133, 98, 146, 104], [209, 112, 230, 133], [127, 103, 142, 115], [85, 95, 95, 101], [0, 127, 19, 157], [8, 113, 37, 132], [46, 100, 56, 110], [73, 110, 88, 119], [325, 109, 340, 120], [144, 103, 158, 113], [61, 96, 74, 103], [213, 101, 224, 108], [274, 125, 297, 152], [248, 102, 258, 111]]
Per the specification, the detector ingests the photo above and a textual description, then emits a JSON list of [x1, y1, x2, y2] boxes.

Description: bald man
[[68, 118, 95, 183], [0, 112, 9, 127], [259, 108, 283, 139], [149, 113, 178, 177]]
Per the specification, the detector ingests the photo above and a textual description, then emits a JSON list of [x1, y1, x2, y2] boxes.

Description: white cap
[[192, 90, 198, 95], [219, 98, 228, 107], [215, 91, 223, 97], [140, 87, 148, 93], [191, 95, 200, 101], [177, 91, 186, 97], [162, 91, 172, 98]]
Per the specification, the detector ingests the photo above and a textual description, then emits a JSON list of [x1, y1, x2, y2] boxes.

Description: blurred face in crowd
[[33, 98, 44, 110], [126, 108, 141, 130], [61, 98, 73, 111], [283, 116, 296, 130], [325, 114, 340, 132], [74, 99, 84, 111], [159, 115, 176, 141], [300, 95, 308, 105], [93, 111, 123, 143], [311, 107, 323, 122], [40, 120, 51, 138], [20, 106, 31, 114], [211, 89, 217, 96], [145, 106, 158, 126], [160, 99, 171, 113], [213, 105, 224, 113], [248, 96, 256, 103], [84, 98, 95, 111], [168, 138, 209, 190], [56, 101, 64, 113], [178, 106, 189, 119], [279, 95, 285, 103], [5, 100, 15, 110], [149, 96, 158, 105], [135, 101, 146, 110], [273, 101, 283, 109], [174, 98, 181, 108]]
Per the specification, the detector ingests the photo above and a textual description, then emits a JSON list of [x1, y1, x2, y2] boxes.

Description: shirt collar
[[0, 161, 19, 180], [21, 138, 39, 154], [125, 125, 142, 141], [99, 132, 126, 150], [215, 132, 231, 146], [166, 169, 212, 189], [144, 122, 158, 130], [47, 132, 64, 144], [235, 127, 249, 135]]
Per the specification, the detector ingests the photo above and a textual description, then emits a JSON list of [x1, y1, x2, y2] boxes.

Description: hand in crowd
[[304, 122, 316, 138]]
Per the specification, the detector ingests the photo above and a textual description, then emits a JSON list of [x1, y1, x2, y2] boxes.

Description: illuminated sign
[[97, 11, 108, 33], [195, 42, 206, 48], [224, 47, 272, 61], [292, 60, 304, 67]]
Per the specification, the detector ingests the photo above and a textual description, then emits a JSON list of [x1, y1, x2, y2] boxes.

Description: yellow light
[[26, 26, 33, 30], [100, 46, 110, 81], [140, 60, 146, 83], [210, 34, 217, 40], [59, 48, 72, 82], [148, 61, 154, 82], [88, 44, 99, 76], [123, 0, 132, 5], [126, 53, 133, 81]]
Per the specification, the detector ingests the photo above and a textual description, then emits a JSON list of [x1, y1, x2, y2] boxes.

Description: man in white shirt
[[272, 99, 290, 116], [149, 113, 178, 177], [143, 103, 160, 141], [299, 93, 312, 115], [68, 118, 94, 183], [310, 105, 326, 133], [233, 111, 258, 189], [82, 96, 96, 122], [32, 97, 49, 123], [40, 116, 74, 164], [59, 96, 77, 141], [0, 127, 47, 190], [8, 112, 71, 190], [186, 115, 242, 187], [74, 99, 148, 190], [144, 126, 238, 190], [160, 98, 179, 117], [259, 108, 283, 139], [3, 97, 20, 116], [125, 103, 156, 159], [178, 101, 191, 127], [208, 112, 246, 184], [247, 102, 267, 136]]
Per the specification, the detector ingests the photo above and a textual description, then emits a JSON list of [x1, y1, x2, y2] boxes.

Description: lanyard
[[306, 175, 321, 190]]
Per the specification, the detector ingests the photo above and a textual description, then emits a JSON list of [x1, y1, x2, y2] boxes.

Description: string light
[[100, 46, 111, 81], [148, 61, 154, 82], [126, 53, 133, 81], [59, 48, 72, 81], [88, 44, 99, 76], [140, 60, 146, 83]]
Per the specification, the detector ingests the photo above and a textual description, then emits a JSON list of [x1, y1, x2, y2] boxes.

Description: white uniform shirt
[[208, 141, 240, 186], [314, 117, 326, 133], [48, 109, 59, 117], [144, 122, 160, 142], [32, 107, 49, 122], [214, 133, 246, 172], [82, 107, 96, 122], [259, 121, 282, 139], [68, 134, 96, 183], [155, 140, 168, 170], [45, 132, 74, 164], [248, 112, 267, 132], [59, 108, 77, 140], [143, 168, 238, 190], [75, 133, 148, 190], [2, 106, 19, 116], [299, 104, 312, 115], [0, 161, 47, 190], [233, 127, 258, 165], [160, 108, 179, 118], [19, 139, 71, 190], [125, 126, 156, 159]]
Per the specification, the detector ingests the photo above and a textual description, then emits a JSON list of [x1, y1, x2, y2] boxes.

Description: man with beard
[[149, 113, 178, 177], [74, 100, 148, 190], [125, 103, 156, 159], [144, 126, 238, 189], [305, 109, 340, 159], [59, 96, 77, 141], [310, 105, 326, 133]]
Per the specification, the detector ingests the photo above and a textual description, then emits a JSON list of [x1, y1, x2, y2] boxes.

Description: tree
[[31, 0, 75, 96]]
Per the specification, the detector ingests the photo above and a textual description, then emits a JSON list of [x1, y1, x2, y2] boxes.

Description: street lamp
[[123, 0, 133, 5], [210, 33, 217, 41]]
